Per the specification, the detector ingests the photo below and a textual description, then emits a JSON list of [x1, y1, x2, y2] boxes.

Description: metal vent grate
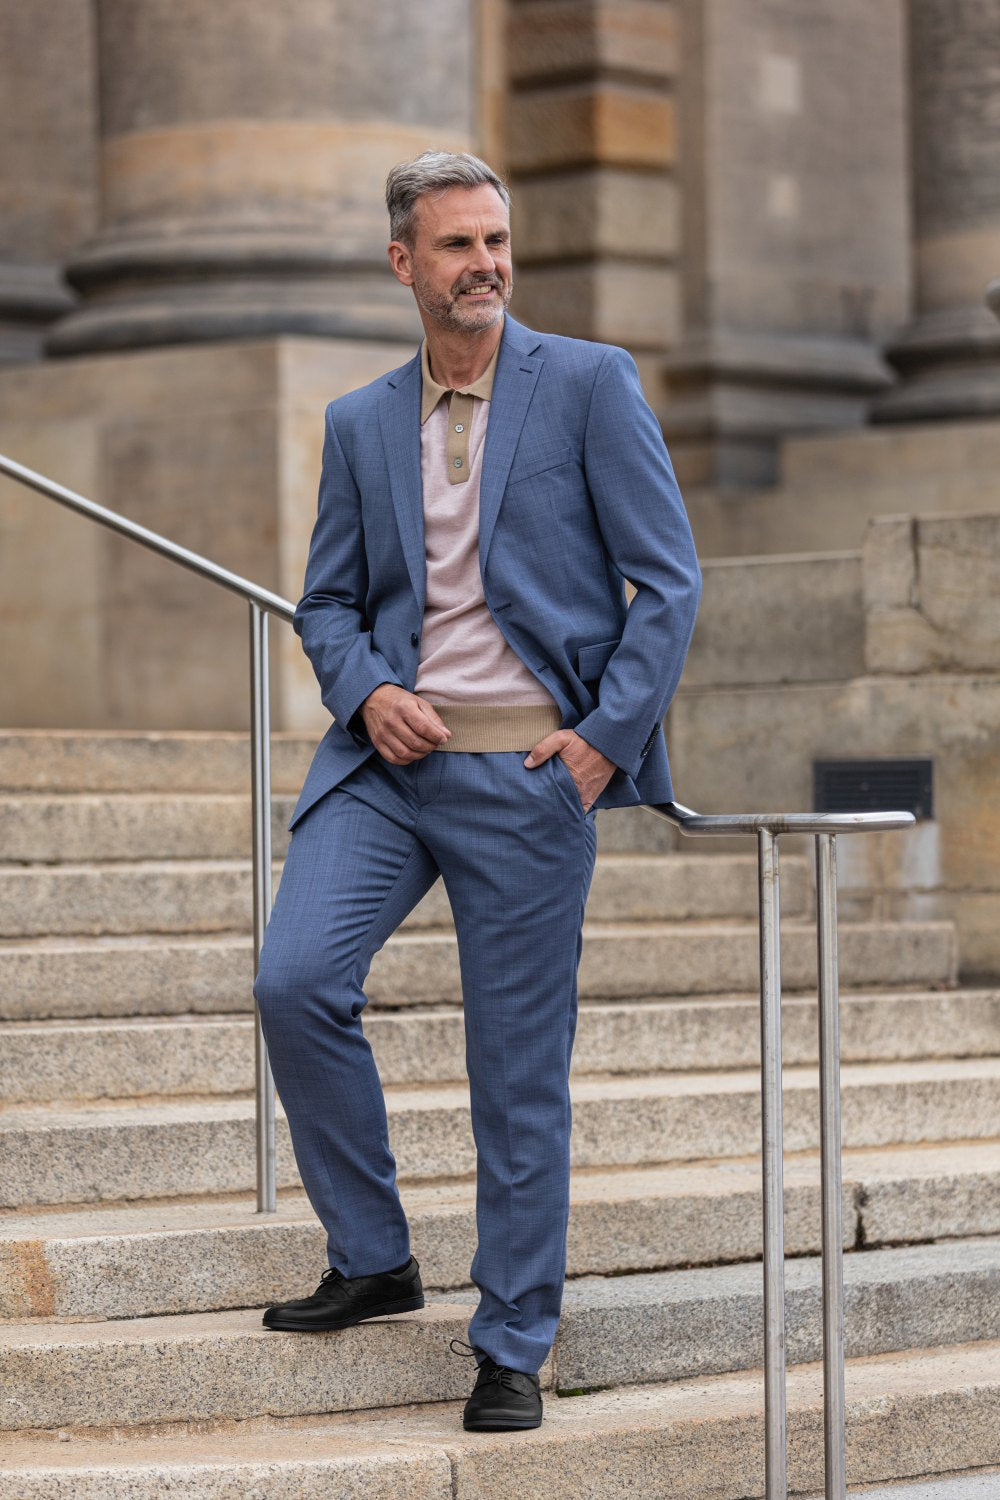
[[813, 759, 933, 820]]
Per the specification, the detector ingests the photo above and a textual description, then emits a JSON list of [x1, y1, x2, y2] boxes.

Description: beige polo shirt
[[414, 332, 561, 747]]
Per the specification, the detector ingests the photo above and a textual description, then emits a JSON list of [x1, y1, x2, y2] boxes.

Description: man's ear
[[387, 240, 414, 287]]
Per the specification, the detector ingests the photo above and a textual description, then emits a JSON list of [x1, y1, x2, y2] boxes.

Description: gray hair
[[385, 150, 511, 245]]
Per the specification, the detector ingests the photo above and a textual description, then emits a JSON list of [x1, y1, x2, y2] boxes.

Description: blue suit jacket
[[289, 315, 702, 829]]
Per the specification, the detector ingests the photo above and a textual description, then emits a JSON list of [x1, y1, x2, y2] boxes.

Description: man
[[253, 150, 701, 1432]]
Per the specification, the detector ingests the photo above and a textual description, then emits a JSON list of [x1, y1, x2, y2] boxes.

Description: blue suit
[[255, 315, 700, 1375], [288, 316, 701, 829]]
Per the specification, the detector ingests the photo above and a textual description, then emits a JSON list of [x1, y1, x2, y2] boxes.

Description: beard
[[412, 268, 512, 334]]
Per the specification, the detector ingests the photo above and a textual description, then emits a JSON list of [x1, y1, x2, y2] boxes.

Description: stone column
[[47, 0, 472, 355], [873, 0, 1000, 421], [663, 0, 910, 487], [504, 0, 681, 407], [0, 0, 97, 361]]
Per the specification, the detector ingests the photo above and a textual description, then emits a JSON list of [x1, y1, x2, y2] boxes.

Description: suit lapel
[[377, 353, 425, 614], [479, 320, 543, 574]]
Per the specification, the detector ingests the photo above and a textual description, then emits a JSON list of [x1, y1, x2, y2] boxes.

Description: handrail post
[[249, 601, 277, 1213], [816, 833, 847, 1497], [758, 828, 788, 1500]]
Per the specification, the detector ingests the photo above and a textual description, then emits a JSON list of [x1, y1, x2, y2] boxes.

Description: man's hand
[[361, 684, 452, 763], [524, 729, 616, 813]]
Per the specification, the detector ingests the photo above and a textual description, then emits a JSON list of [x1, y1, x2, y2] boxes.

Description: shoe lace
[[449, 1339, 521, 1389], [319, 1266, 346, 1289]]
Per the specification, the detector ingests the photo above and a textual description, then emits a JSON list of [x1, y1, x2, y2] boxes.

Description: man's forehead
[[416, 184, 509, 236]]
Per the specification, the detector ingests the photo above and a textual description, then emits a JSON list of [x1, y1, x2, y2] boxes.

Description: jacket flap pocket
[[507, 443, 573, 486], [576, 637, 620, 679]]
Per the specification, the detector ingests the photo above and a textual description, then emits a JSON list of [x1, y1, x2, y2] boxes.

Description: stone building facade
[[1, 0, 999, 971]]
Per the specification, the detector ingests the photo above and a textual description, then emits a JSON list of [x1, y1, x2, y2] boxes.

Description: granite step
[[2, 1058, 998, 1208], [0, 919, 958, 1021], [3, 1142, 998, 1322], [0, 1341, 997, 1498], [0, 730, 318, 796], [2, 1239, 998, 1433], [0, 850, 811, 938], [2, 989, 997, 1102], [0, 791, 681, 862]]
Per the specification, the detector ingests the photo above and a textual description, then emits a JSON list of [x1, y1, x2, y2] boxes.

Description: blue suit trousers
[[253, 745, 599, 1375]]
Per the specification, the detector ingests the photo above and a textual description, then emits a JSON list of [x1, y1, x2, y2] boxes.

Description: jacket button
[[410, 632, 419, 647]]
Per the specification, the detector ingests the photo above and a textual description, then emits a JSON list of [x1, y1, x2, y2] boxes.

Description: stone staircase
[[1, 729, 999, 1497]]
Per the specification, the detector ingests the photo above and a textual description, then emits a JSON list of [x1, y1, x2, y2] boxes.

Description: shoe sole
[[262, 1293, 425, 1331], [463, 1413, 543, 1431]]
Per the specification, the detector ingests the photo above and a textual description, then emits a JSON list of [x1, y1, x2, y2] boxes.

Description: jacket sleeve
[[572, 346, 702, 779], [292, 402, 402, 740]]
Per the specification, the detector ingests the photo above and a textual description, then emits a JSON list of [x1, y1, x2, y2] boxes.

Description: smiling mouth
[[459, 283, 497, 297]]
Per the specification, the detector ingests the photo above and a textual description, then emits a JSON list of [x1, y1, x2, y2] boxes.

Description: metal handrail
[[0, 449, 917, 1500]]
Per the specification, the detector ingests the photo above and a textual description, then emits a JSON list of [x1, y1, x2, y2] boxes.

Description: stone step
[[0, 730, 318, 795], [0, 919, 958, 1021], [2, 1238, 998, 1433], [3, 1142, 997, 1322], [1, 1340, 997, 1497], [0, 851, 810, 938], [2, 1058, 997, 1209], [3, 989, 997, 1102], [0, 791, 681, 861]]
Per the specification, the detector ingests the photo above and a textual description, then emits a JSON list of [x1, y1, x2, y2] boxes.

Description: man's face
[[389, 183, 513, 335]]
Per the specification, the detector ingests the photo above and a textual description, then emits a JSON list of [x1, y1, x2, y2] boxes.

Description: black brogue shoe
[[461, 1354, 543, 1431], [262, 1256, 424, 1331]]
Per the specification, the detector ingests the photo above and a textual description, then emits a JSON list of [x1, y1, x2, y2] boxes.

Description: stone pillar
[[873, 0, 1000, 422], [0, 0, 98, 361], [663, 0, 910, 487], [47, 0, 472, 355], [505, 0, 681, 406]]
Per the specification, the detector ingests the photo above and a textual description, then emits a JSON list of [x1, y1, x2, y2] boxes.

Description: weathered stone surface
[[513, 260, 680, 348], [2, 1240, 998, 1433], [5, 1142, 999, 1322], [2, 1058, 997, 1208], [0, 917, 953, 1021], [4, 988, 996, 1103], [555, 1238, 1000, 1390], [686, 551, 864, 687], [0, 341, 411, 730], [668, 674, 1000, 974], [0, 0, 96, 359], [864, 513, 1000, 673], [507, 0, 678, 85], [666, 0, 909, 487], [507, 84, 675, 174], [0, 851, 805, 938], [688, 417, 1000, 560], [0, 1343, 998, 1498], [0, 731, 317, 795]]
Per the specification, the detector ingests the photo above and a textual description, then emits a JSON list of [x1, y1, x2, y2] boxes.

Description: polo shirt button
[[410, 632, 419, 646], [453, 457, 463, 469], [454, 423, 464, 433]]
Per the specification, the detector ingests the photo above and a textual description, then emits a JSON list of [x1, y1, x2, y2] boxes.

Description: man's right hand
[[360, 684, 452, 764]]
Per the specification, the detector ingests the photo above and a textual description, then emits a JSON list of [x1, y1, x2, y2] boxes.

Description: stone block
[[507, 84, 676, 173], [1, 1344, 998, 1498], [507, 0, 678, 84], [685, 551, 864, 687], [864, 512, 1000, 673], [0, 338, 412, 730], [512, 168, 678, 263], [4, 1056, 999, 1208], [668, 674, 1000, 974], [513, 260, 680, 348], [687, 417, 1000, 560]]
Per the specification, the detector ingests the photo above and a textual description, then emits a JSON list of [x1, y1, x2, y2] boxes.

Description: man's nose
[[468, 239, 497, 275]]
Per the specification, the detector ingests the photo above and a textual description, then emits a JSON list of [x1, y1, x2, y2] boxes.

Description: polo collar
[[420, 328, 503, 424]]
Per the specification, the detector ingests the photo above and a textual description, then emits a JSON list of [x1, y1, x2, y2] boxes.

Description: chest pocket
[[506, 443, 574, 488]]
